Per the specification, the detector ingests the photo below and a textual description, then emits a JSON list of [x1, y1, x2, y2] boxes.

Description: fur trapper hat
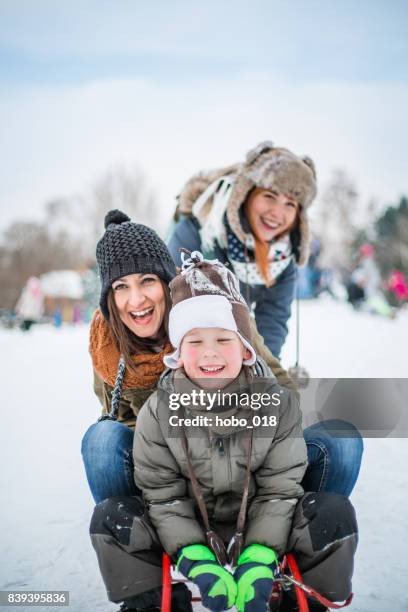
[[176, 141, 317, 265]]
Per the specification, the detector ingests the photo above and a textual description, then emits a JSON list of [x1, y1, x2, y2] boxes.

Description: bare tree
[[85, 164, 159, 256], [40, 165, 160, 264], [0, 220, 84, 309], [0, 163, 160, 309], [313, 170, 361, 271]]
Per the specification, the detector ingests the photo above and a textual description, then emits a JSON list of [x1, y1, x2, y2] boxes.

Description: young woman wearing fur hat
[[168, 141, 316, 360]]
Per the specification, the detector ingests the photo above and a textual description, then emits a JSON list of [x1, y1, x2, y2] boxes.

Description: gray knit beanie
[[96, 209, 176, 320]]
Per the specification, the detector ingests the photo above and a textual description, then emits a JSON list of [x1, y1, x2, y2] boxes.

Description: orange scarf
[[89, 310, 172, 390]]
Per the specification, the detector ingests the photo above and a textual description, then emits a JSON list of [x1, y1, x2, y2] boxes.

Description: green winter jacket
[[133, 360, 307, 558], [92, 318, 297, 428]]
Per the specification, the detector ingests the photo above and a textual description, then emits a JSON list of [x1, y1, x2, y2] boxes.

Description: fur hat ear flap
[[245, 141, 274, 165], [297, 209, 311, 266], [302, 156, 317, 180], [176, 164, 240, 216]]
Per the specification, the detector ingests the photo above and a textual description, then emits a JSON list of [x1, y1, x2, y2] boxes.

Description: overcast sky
[[1, 0, 407, 234]]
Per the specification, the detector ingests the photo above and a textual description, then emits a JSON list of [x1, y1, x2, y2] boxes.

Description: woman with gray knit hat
[[82, 209, 291, 502], [168, 141, 317, 359]]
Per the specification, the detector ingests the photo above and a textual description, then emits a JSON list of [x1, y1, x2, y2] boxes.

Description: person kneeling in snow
[[90, 253, 358, 612]]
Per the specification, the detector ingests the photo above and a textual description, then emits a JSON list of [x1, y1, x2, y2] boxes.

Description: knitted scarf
[[89, 310, 172, 390], [225, 218, 293, 286]]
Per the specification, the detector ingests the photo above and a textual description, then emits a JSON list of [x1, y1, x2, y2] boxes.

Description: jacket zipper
[[216, 437, 225, 455], [225, 437, 232, 485], [216, 437, 232, 489]]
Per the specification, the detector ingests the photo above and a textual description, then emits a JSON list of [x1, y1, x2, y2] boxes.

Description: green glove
[[234, 544, 279, 612], [177, 544, 236, 611]]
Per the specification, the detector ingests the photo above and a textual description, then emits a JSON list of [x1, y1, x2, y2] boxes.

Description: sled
[[161, 552, 353, 612]]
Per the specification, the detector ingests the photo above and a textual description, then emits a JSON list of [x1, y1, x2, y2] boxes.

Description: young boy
[[90, 253, 357, 612]]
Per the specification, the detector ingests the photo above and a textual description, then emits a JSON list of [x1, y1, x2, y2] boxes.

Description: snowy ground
[[0, 297, 407, 612]]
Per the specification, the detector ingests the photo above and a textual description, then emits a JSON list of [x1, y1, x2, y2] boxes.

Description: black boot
[[117, 586, 161, 612], [170, 583, 193, 612], [117, 583, 192, 612], [117, 605, 159, 612], [275, 590, 297, 611]]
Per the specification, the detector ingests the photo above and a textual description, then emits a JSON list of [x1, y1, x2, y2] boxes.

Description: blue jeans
[[81, 420, 140, 502], [81, 418, 363, 503], [302, 419, 363, 497]]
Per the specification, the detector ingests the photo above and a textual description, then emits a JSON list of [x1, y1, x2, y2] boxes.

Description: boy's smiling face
[[178, 327, 251, 389]]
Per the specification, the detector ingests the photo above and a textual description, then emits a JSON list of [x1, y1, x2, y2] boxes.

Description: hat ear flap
[[290, 224, 301, 264], [302, 156, 317, 179], [297, 210, 311, 266]]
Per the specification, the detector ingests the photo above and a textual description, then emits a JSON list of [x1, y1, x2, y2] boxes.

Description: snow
[[0, 298, 407, 611]]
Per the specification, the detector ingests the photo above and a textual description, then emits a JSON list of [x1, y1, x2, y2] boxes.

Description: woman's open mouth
[[129, 307, 154, 325], [260, 217, 280, 231]]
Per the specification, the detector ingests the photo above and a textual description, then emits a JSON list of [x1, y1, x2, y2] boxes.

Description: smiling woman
[[107, 273, 170, 368], [168, 141, 317, 360], [244, 188, 299, 243], [82, 209, 176, 497]]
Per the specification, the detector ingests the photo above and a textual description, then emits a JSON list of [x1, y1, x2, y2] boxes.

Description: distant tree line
[[0, 165, 159, 310], [313, 170, 408, 283], [1, 164, 406, 310]]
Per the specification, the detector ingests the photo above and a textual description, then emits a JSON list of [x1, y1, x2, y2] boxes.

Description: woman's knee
[[305, 419, 363, 458], [81, 419, 134, 466]]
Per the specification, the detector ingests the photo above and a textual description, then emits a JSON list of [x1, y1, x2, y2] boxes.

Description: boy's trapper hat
[[163, 251, 257, 369]]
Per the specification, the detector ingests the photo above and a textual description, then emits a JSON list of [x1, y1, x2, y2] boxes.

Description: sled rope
[[278, 554, 353, 610], [280, 574, 353, 609], [295, 268, 300, 367]]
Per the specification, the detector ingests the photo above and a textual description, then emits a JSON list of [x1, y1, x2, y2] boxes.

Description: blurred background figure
[[15, 276, 44, 331], [346, 268, 366, 310], [52, 306, 63, 328], [346, 244, 393, 317], [387, 269, 408, 306]]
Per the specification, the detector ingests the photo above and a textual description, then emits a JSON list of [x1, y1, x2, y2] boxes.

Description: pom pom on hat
[[104, 209, 130, 229]]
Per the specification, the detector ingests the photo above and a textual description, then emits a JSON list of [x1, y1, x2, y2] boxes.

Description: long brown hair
[[106, 279, 172, 374], [253, 237, 273, 287]]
